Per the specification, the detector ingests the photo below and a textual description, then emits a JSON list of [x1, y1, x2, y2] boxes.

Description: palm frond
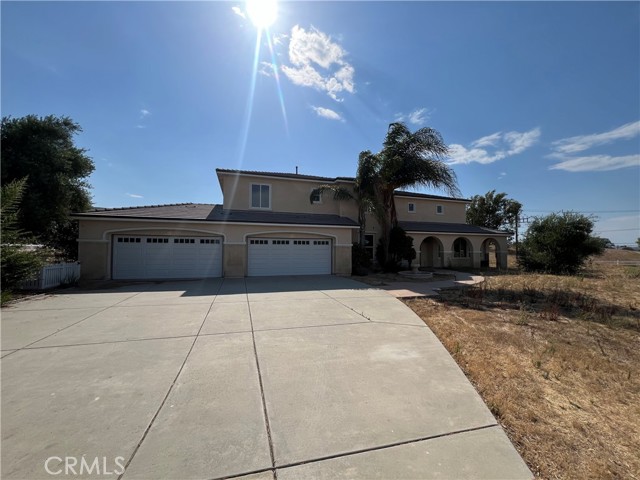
[[309, 184, 355, 204]]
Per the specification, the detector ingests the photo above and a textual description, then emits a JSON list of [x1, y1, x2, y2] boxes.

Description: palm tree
[[313, 122, 459, 269], [373, 123, 460, 265], [310, 152, 379, 246]]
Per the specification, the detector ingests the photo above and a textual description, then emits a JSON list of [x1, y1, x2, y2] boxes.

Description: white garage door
[[248, 238, 332, 276], [112, 235, 222, 280]]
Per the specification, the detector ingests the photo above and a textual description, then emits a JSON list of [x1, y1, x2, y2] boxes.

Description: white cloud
[[548, 121, 640, 172], [281, 25, 355, 101], [258, 61, 275, 77], [471, 132, 502, 148], [504, 128, 541, 155], [394, 107, 433, 126], [139, 109, 151, 118], [549, 154, 640, 172], [448, 128, 540, 165], [232, 6, 245, 19], [498, 172, 507, 180], [126, 193, 144, 198], [311, 106, 344, 122], [273, 33, 288, 46], [551, 121, 640, 155]]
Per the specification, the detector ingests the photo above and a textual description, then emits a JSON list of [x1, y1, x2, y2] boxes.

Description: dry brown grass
[[405, 260, 640, 479]]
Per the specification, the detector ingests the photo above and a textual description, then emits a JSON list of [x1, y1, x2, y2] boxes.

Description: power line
[[523, 209, 639, 214]]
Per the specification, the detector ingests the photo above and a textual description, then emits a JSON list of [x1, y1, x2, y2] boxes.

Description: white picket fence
[[21, 262, 81, 290]]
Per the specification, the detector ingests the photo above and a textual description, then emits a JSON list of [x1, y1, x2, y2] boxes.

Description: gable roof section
[[216, 168, 355, 183], [399, 220, 510, 236], [73, 203, 358, 227]]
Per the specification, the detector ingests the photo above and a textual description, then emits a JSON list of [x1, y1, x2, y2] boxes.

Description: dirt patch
[[405, 260, 640, 479]]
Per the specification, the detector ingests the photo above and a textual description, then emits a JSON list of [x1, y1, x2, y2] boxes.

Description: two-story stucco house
[[73, 168, 509, 280]]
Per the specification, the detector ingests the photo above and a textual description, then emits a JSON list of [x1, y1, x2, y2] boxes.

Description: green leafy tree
[[367, 123, 459, 268], [466, 190, 522, 232], [1, 178, 45, 299], [1, 115, 95, 259], [518, 212, 605, 274]]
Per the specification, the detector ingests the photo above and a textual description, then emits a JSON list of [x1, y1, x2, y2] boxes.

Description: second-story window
[[408, 202, 416, 213], [436, 205, 444, 215], [251, 184, 270, 209], [311, 190, 322, 204]]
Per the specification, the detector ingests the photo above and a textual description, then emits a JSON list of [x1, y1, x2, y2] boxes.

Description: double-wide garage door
[[112, 235, 222, 280], [248, 238, 332, 276]]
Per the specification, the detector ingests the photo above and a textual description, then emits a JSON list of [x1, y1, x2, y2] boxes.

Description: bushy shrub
[[1, 178, 45, 299], [518, 212, 604, 275], [351, 242, 372, 275], [376, 226, 416, 272]]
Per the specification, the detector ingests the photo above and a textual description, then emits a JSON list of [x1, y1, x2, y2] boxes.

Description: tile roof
[[74, 203, 359, 227], [399, 221, 510, 235], [215, 170, 468, 202], [394, 191, 470, 202], [216, 168, 355, 183]]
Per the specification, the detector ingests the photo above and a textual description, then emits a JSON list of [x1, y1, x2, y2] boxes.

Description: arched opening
[[481, 238, 504, 269], [452, 237, 472, 258], [419, 237, 444, 268]]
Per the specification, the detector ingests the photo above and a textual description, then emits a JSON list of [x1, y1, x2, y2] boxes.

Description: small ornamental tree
[[518, 212, 605, 274]]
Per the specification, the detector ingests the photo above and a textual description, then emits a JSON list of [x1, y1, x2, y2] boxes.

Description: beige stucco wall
[[395, 196, 467, 223], [217, 172, 467, 226], [219, 172, 359, 219], [77, 218, 355, 280]]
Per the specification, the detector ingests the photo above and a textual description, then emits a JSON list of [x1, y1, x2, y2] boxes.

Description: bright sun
[[246, 0, 278, 29]]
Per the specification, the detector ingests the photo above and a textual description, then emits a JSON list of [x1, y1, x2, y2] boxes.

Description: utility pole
[[515, 215, 519, 259]]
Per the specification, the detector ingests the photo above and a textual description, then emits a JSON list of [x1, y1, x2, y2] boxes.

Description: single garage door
[[112, 235, 222, 280], [248, 238, 331, 276]]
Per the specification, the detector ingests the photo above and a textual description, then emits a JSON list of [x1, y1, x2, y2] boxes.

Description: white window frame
[[408, 202, 416, 213], [311, 189, 323, 204], [436, 204, 444, 215], [250, 183, 271, 210]]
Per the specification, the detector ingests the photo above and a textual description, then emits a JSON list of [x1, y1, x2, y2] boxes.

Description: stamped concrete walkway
[[1, 276, 531, 479]]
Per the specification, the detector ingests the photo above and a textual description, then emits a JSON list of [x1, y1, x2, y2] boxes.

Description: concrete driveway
[[1, 276, 531, 479]]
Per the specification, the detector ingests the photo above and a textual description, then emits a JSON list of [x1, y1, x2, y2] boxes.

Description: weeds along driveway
[[1, 276, 531, 480]]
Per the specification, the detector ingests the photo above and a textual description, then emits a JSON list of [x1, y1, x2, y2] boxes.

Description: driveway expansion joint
[[273, 423, 501, 471], [246, 280, 278, 478], [6, 292, 142, 354], [21, 334, 199, 350], [117, 282, 222, 480], [320, 291, 376, 322]]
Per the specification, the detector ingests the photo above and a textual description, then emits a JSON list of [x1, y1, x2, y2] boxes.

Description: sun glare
[[246, 0, 277, 29]]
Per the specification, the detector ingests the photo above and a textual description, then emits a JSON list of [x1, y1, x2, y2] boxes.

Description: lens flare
[[246, 0, 277, 29]]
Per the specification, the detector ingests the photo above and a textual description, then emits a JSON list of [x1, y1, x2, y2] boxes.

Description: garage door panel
[[113, 235, 222, 280], [248, 238, 331, 276]]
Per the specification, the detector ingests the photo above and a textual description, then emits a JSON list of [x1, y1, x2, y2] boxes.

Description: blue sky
[[2, 1, 639, 245]]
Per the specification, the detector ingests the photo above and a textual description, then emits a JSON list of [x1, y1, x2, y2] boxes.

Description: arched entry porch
[[481, 237, 505, 269], [419, 236, 444, 268]]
